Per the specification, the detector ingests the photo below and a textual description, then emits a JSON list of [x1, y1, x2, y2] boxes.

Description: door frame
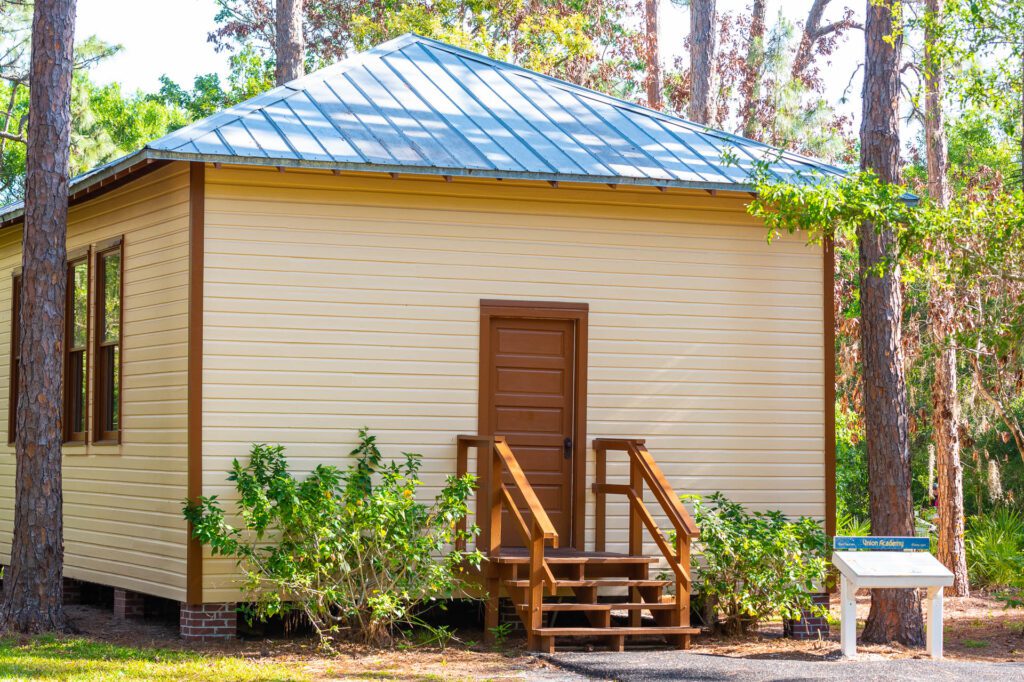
[[478, 299, 589, 551]]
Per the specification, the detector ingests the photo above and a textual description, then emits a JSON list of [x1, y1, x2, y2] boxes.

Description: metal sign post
[[831, 536, 954, 660]]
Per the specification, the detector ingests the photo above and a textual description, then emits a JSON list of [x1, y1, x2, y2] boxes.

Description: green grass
[[961, 639, 990, 649], [0, 635, 309, 681]]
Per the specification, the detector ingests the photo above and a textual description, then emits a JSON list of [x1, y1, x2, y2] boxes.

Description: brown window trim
[[92, 238, 124, 444], [64, 252, 90, 444], [7, 271, 20, 445]]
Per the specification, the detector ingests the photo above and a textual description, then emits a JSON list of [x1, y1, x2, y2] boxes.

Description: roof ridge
[[412, 34, 845, 176]]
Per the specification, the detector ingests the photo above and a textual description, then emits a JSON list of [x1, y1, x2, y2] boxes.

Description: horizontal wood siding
[[0, 164, 190, 600], [202, 166, 824, 601]]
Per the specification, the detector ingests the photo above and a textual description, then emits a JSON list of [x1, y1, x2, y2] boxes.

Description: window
[[7, 274, 20, 444], [93, 244, 121, 442], [64, 257, 89, 442]]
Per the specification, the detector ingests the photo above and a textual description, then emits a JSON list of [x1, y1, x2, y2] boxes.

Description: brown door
[[484, 316, 576, 546]]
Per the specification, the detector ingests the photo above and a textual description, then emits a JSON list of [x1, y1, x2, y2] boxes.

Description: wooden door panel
[[495, 367, 565, 396], [495, 327, 566, 355], [494, 406, 565, 433], [484, 316, 575, 546]]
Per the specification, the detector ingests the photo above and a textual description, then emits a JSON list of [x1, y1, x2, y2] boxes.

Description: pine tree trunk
[[688, 0, 715, 124], [858, 0, 925, 647], [0, 0, 75, 635], [924, 0, 969, 598], [740, 0, 766, 139], [275, 0, 305, 85], [644, 0, 662, 110]]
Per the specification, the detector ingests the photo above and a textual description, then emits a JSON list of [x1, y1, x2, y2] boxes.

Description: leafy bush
[[965, 507, 1024, 590], [835, 405, 869, 522], [183, 430, 482, 647], [690, 493, 830, 635]]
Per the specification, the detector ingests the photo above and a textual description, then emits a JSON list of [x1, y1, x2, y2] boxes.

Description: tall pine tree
[[0, 0, 76, 634], [858, 0, 925, 646]]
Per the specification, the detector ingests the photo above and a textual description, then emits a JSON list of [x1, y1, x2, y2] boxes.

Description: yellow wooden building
[[0, 34, 836, 649]]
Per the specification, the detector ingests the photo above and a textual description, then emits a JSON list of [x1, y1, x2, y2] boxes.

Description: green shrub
[[965, 507, 1024, 590], [183, 430, 482, 647], [689, 493, 830, 635], [835, 405, 869, 521], [836, 510, 871, 537]]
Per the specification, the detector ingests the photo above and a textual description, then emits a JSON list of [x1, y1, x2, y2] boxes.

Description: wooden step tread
[[503, 578, 670, 588], [526, 602, 678, 612], [488, 550, 658, 565], [535, 626, 701, 637]]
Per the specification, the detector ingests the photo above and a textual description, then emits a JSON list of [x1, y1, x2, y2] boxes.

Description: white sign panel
[[832, 547, 954, 660]]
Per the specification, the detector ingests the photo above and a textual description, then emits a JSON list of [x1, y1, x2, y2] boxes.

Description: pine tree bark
[[0, 0, 75, 635], [644, 0, 662, 110], [858, 0, 925, 647], [924, 0, 969, 598], [740, 0, 767, 138], [688, 0, 715, 124], [275, 0, 305, 85]]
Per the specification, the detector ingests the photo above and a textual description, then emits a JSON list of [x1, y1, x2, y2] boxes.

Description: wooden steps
[[489, 548, 697, 652], [536, 626, 701, 637], [473, 439, 699, 653], [529, 602, 677, 612], [503, 578, 670, 589], [490, 549, 658, 565]]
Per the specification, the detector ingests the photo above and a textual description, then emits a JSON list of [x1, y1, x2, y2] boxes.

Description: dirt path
[[60, 592, 1022, 679]]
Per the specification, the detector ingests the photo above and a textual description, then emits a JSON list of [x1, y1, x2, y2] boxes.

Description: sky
[[76, 0, 866, 119]]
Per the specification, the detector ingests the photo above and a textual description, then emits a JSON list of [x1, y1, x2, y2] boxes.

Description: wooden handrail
[[494, 437, 559, 544], [592, 437, 698, 624], [458, 432, 558, 640], [455, 435, 494, 552], [489, 435, 558, 634], [500, 485, 558, 586], [592, 438, 699, 540], [630, 442, 700, 538]]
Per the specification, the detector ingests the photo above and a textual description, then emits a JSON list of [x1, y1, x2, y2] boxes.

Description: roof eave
[[144, 149, 759, 194], [0, 149, 152, 227], [0, 148, 760, 229]]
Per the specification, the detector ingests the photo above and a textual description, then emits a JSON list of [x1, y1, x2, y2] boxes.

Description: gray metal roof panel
[[1, 33, 860, 225], [146, 30, 847, 184]]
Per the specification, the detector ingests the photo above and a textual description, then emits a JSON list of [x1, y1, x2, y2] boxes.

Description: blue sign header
[[833, 536, 930, 552]]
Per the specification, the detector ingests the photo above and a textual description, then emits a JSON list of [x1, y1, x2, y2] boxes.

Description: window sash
[[65, 257, 89, 442], [93, 244, 122, 443]]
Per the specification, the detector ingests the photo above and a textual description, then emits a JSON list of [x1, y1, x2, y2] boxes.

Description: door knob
[[564, 437, 572, 458]]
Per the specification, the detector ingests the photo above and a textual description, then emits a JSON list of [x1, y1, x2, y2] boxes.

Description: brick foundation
[[113, 588, 145, 620], [180, 602, 238, 641], [62, 578, 83, 605], [784, 592, 830, 640]]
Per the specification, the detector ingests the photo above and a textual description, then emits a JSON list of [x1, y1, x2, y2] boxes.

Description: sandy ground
[[58, 591, 1024, 680], [63, 603, 577, 680], [688, 592, 1024, 663]]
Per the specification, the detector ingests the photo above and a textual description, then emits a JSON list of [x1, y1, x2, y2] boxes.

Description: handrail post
[[676, 533, 690, 627], [489, 440, 503, 556], [628, 452, 643, 628], [595, 441, 607, 552], [528, 519, 544, 650], [629, 454, 642, 558], [455, 438, 468, 552]]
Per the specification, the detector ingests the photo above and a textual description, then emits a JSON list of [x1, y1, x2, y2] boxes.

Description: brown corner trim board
[[824, 238, 837, 539], [186, 161, 205, 604]]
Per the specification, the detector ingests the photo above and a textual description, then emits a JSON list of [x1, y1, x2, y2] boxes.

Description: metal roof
[[1, 33, 849, 225]]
